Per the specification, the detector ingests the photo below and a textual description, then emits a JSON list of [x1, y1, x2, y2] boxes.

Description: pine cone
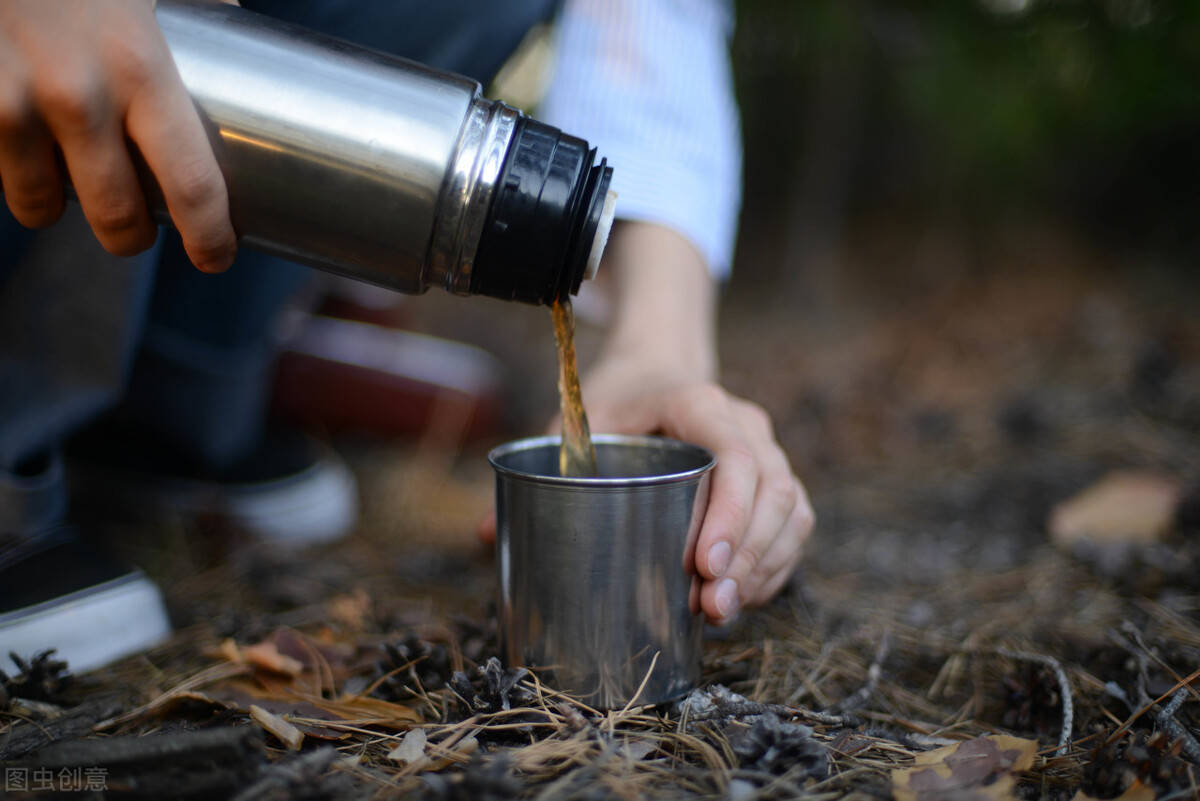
[[729, 712, 828, 779], [0, 650, 74, 706]]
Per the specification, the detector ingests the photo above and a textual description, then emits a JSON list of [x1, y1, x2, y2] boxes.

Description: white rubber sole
[[78, 447, 360, 549], [220, 455, 360, 546], [0, 572, 171, 674]]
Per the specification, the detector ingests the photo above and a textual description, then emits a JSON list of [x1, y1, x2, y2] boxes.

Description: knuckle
[[691, 383, 728, 409], [100, 227, 156, 258], [739, 400, 772, 433], [9, 181, 62, 224], [707, 495, 752, 553], [763, 476, 800, 514], [109, 42, 158, 90], [724, 443, 758, 476], [795, 498, 816, 536], [170, 157, 225, 212], [35, 72, 104, 130], [93, 199, 144, 236], [763, 568, 795, 600], [672, 382, 724, 418], [732, 540, 766, 577], [0, 84, 31, 133], [714, 483, 756, 540], [187, 237, 235, 271]]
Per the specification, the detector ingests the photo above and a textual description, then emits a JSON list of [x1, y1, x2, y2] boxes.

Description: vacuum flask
[[154, 0, 616, 304]]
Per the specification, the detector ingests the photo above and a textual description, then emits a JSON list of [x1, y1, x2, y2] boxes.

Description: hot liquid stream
[[552, 298, 598, 477]]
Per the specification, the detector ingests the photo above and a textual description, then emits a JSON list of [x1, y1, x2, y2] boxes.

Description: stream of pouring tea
[[552, 298, 598, 477]]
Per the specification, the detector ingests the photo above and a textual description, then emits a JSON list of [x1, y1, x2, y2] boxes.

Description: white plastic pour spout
[[583, 190, 618, 281]]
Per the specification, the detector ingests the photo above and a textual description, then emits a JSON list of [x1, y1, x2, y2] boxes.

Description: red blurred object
[[271, 309, 505, 443]]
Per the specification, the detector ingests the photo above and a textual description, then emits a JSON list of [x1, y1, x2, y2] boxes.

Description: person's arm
[[0, 0, 235, 272], [519, 0, 814, 622], [580, 221, 813, 623]]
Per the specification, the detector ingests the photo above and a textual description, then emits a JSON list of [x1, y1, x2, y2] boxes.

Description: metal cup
[[489, 434, 714, 708]]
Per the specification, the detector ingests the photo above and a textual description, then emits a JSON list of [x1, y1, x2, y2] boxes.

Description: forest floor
[[2, 218, 1199, 800]]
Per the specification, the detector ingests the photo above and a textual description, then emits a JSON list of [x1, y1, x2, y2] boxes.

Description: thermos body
[[154, 1, 615, 304]]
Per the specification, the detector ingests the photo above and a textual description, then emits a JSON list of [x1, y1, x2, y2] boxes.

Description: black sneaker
[[68, 426, 359, 547], [0, 526, 171, 674]]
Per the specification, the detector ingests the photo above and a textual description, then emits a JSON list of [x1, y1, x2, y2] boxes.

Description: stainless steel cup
[[489, 434, 714, 708]]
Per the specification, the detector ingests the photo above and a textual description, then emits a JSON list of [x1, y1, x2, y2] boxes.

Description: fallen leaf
[[240, 642, 306, 677], [215, 638, 242, 664], [327, 588, 372, 630], [250, 703, 305, 751], [892, 735, 1038, 801], [1070, 780, 1156, 801], [1050, 470, 1183, 546], [388, 727, 428, 769]]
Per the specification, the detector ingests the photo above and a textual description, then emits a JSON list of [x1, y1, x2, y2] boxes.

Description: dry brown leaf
[[250, 703, 305, 751], [1050, 470, 1183, 546], [1070, 780, 1156, 801], [240, 641, 306, 677], [327, 588, 372, 630], [892, 735, 1038, 801]]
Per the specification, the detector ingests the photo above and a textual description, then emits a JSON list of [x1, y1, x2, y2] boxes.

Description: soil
[[2, 217, 1198, 800]]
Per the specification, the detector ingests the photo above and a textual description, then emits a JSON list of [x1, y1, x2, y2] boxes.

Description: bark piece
[[250, 704, 305, 751]]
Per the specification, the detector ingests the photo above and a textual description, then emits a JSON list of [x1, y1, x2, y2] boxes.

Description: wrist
[[596, 221, 719, 381], [599, 326, 716, 383]]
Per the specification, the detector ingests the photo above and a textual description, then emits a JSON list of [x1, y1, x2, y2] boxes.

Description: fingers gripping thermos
[[146, 1, 614, 304]]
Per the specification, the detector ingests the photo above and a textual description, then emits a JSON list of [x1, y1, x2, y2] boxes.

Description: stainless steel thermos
[[154, 1, 615, 304]]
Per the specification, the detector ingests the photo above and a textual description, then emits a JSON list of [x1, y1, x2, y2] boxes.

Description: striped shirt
[[539, 0, 742, 279]]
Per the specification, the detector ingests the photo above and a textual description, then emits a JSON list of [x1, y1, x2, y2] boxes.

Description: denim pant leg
[[0, 207, 158, 530], [108, 233, 310, 471], [240, 0, 560, 82]]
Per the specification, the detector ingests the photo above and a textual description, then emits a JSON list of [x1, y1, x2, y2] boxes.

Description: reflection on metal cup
[[489, 434, 715, 708]]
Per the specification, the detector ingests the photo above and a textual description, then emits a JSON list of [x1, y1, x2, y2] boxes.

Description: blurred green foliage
[[732, 0, 1200, 237]]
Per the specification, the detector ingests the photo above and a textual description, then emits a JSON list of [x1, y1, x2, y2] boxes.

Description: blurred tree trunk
[[781, 6, 871, 317]]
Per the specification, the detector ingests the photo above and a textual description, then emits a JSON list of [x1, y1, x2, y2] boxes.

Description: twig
[[1122, 623, 1200, 702], [1156, 688, 1200, 764], [1113, 626, 1156, 706], [801, 709, 853, 727], [989, 648, 1073, 756], [835, 630, 891, 714], [1104, 681, 1135, 714], [1104, 665, 1200, 748]]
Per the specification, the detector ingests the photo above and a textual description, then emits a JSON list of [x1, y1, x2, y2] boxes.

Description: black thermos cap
[[471, 117, 613, 305]]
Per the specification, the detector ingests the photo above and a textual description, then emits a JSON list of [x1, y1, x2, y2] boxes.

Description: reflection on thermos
[[153, 0, 616, 305]]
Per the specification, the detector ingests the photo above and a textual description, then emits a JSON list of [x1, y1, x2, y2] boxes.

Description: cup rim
[[488, 434, 715, 487]]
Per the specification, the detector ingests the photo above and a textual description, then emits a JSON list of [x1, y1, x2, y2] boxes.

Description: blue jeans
[[0, 0, 556, 492]]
